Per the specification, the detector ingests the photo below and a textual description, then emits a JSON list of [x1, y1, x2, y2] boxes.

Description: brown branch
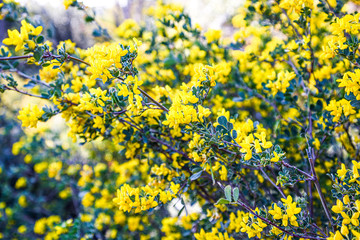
[[3, 85, 48, 99], [0, 55, 33, 61], [68, 55, 91, 66], [260, 168, 286, 198], [307, 147, 333, 229]]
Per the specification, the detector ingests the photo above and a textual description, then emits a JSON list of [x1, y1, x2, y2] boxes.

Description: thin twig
[[3, 85, 48, 99], [260, 168, 286, 198]]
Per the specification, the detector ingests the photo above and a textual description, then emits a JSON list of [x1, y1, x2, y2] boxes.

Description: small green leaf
[[218, 116, 227, 126], [36, 35, 44, 44], [226, 122, 233, 130], [223, 135, 232, 142], [215, 198, 230, 205], [233, 187, 239, 202], [33, 48, 43, 62], [190, 170, 203, 181], [224, 185, 232, 202], [85, 15, 95, 22], [232, 130, 237, 139]]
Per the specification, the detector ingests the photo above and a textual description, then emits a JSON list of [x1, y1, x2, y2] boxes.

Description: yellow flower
[[337, 164, 347, 180], [17, 225, 27, 234], [34, 218, 47, 235], [325, 99, 356, 122], [48, 161, 62, 179], [63, 0, 76, 9], [2, 20, 42, 51], [18, 195, 27, 207], [331, 199, 343, 214], [204, 29, 222, 43], [15, 177, 27, 189], [17, 104, 44, 128], [271, 152, 280, 162]]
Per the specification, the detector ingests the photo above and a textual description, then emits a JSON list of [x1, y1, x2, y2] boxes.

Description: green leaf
[[92, 28, 102, 37], [33, 47, 43, 62], [232, 130, 237, 139], [218, 116, 227, 126], [164, 55, 177, 68], [350, 100, 360, 109], [224, 185, 232, 202], [36, 35, 44, 44], [85, 15, 95, 22], [190, 170, 203, 181], [223, 135, 232, 142], [215, 125, 227, 133], [233, 187, 239, 202], [215, 198, 230, 205], [177, 206, 185, 217]]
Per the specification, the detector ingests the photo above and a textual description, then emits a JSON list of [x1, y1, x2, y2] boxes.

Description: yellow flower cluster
[[48, 161, 62, 179], [34, 215, 61, 235], [17, 104, 44, 128], [268, 195, 302, 228], [325, 99, 356, 122], [162, 85, 210, 130], [239, 130, 273, 161], [330, 195, 360, 239], [322, 14, 360, 59], [115, 19, 140, 39], [117, 75, 144, 114], [204, 29, 222, 44], [2, 20, 42, 51], [113, 182, 180, 213], [279, 0, 313, 15], [265, 71, 296, 96], [39, 63, 61, 83], [85, 42, 129, 83], [195, 228, 234, 240], [228, 209, 267, 238], [151, 163, 179, 181], [338, 70, 360, 100], [15, 177, 27, 189]]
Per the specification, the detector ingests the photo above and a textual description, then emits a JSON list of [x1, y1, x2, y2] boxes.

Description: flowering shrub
[[2, 0, 360, 239]]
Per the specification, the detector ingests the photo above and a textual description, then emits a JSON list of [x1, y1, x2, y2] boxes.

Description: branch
[[217, 182, 327, 240], [260, 168, 286, 198], [275, 1, 301, 39], [307, 147, 333, 229], [10, 69, 51, 88], [0, 55, 33, 61], [0, 53, 169, 112], [3, 85, 48, 99], [281, 160, 314, 180]]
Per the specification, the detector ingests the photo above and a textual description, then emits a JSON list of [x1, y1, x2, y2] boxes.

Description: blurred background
[[0, 0, 243, 48]]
